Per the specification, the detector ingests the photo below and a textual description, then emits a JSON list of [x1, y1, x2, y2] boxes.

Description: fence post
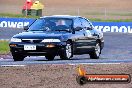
[[77, 8, 80, 16], [105, 8, 107, 20]]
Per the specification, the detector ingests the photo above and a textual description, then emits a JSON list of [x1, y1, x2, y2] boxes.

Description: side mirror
[[74, 27, 83, 31], [87, 27, 92, 30], [72, 27, 82, 34], [24, 26, 29, 30]]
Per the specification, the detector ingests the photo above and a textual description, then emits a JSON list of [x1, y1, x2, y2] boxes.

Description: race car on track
[[9, 15, 104, 61]]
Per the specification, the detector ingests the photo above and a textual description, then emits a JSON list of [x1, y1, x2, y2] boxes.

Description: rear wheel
[[12, 54, 25, 61], [60, 41, 73, 60], [45, 54, 55, 61], [89, 42, 101, 59]]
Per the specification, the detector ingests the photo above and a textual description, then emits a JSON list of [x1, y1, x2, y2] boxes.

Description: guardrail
[[0, 18, 132, 33]]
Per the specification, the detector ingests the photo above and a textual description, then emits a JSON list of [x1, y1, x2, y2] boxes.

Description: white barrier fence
[[0, 18, 132, 33]]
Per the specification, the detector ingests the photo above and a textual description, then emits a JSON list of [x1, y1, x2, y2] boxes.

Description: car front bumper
[[9, 42, 66, 56]]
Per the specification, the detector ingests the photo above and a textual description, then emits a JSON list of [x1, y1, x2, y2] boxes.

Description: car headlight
[[10, 38, 22, 42], [41, 39, 61, 42]]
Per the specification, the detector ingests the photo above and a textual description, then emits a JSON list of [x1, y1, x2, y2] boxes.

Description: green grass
[[0, 13, 39, 18], [85, 12, 132, 16], [108, 13, 132, 16], [89, 18, 132, 22], [0, 41, 10, 54], [0, 13, 132, 22]]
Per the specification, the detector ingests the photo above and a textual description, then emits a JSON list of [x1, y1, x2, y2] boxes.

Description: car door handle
[[83, 33, 85, 36]]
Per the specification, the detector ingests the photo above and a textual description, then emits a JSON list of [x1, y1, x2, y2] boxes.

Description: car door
[[79, 17, 97, 52], [73, 18, 87, 53]]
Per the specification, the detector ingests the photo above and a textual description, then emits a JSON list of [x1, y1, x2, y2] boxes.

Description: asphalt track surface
[[0, 28, 132, 65]]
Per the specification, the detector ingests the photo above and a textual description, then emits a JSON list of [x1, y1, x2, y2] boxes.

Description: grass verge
[[89, 18, 132, 22], [0, 13, 132, 22], [0, 40, 10, 54], [0, 13, 39, 18]]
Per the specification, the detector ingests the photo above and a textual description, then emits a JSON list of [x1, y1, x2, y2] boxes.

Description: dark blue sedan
[[9, 15, 104, 61]]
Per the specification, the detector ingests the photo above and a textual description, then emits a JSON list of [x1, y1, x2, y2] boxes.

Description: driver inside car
[[56, 20, 66, 26], [55, 20, 69, 30]]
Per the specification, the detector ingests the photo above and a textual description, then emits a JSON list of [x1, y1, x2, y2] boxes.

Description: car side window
[[80, 18, 91, 28], [73, 18, 83, 28]]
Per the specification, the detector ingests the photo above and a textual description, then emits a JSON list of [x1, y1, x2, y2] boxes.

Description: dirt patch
[[0, 64, 132, 88], [0, 0, 132, 19], [1, 0, 132, 10]]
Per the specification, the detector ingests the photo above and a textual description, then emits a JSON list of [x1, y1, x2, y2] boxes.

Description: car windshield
[[28, 18, 73, 32]]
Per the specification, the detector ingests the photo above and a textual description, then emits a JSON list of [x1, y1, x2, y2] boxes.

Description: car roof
[[40, 15, 81, 19]]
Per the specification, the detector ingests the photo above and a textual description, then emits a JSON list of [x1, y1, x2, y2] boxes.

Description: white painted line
[[0, 39, 10, 41], [0, 59, 13, 61], [0, 65, 26, 67], [68, 63, 121, 65]]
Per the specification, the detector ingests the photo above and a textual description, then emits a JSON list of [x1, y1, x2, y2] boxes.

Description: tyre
[[76, 76, 87, 85], [45, 54, 55, 61], [12, 54, 25, 61], [60, 41, 73, 60], [89, 42, 101, 59]]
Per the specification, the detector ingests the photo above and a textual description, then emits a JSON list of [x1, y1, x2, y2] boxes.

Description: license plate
[[24, 45, 36, 50]]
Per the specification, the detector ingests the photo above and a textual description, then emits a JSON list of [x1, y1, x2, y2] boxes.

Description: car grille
[[22, 39, 42, 43]]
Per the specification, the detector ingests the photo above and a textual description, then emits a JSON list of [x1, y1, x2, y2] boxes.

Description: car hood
[[13, 31, 69, 39]]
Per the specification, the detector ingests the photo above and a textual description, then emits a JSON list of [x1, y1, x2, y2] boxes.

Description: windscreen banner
[[0, 18, 132, 33]]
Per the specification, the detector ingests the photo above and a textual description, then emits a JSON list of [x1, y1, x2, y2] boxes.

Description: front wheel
[[60, 41, 73, 60], [89, 42, 101, 59], [12, 54, 25, 61], [45, 54, 55, 61]]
